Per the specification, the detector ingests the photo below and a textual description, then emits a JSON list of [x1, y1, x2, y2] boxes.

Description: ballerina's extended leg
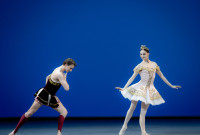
[[119, 101, 138, 135]]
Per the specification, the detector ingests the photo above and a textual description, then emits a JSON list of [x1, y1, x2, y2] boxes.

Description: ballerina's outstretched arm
[[115, 72, 139, 91], [156, 67, 181, 89]]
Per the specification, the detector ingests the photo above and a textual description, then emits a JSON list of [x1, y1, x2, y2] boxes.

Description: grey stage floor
[[1, 118, 200, 135]]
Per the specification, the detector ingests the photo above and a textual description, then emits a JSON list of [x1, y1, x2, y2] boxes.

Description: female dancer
[[9, 58, 77, 135], [116, 45, 181, 135]]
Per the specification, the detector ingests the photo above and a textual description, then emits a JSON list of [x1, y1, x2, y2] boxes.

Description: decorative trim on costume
[[134, 66, 156, 73], [36, 96, 58, 106], [149, 88, 162, 100], [127, 87, 147, 99], [156, 66, 160, 71], [126, 87, 162, 102], [134, 63, 160, 73], [49, 76, 61, 86], [48, 94, 51, 106], [146, 71, 153, 87], [34, 88, 60, 108]]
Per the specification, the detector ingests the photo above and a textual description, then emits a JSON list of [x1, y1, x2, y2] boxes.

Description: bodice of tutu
[[139, 68, 156, 88], [134, 62, 160, 88]]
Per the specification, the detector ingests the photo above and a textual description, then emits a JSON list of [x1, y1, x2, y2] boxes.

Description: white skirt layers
[[121, 81, 165, 105]]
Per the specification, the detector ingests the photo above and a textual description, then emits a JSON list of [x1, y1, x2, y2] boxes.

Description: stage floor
[[1, 118, 200, 135]]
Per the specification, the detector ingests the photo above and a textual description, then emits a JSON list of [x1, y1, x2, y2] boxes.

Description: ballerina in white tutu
[[116, 45, 181, 135]]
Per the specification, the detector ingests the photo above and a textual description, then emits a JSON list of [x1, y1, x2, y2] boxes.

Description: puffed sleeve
[[156, 63, 160, 71], [133, 64, 142, 73]]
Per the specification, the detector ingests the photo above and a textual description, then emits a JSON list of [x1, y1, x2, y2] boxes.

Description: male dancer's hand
[[64, 73, 67, 80]]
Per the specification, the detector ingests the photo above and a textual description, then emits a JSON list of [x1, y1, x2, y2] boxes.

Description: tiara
[[140, 45, 149, 51]]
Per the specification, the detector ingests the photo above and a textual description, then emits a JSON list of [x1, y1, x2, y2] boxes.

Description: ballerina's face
[[140, 50, 149, 61]]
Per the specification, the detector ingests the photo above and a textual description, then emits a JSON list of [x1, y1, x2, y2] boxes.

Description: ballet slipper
[[8, 130, 15, 135], [119, 125, 127, 135]]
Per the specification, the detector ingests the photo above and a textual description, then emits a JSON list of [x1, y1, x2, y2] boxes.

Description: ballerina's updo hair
[[140, 45, 149, 53]]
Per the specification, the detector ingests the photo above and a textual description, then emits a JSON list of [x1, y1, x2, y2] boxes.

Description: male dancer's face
[[65, 64, 75, 72]]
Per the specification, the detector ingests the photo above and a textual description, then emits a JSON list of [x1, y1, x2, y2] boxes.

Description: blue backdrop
[[0, 0, 200, 117]]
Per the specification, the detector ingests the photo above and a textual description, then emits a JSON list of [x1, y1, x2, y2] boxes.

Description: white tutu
[[121, 62, 165, 106]]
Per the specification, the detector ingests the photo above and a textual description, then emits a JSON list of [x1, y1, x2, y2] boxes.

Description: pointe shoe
[[57, 130, 62, 135], [8, 130, 15, 135], [119, 125, 127, 135]]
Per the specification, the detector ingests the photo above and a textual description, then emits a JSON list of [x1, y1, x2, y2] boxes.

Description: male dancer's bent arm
[[58, 74, 70, 91]]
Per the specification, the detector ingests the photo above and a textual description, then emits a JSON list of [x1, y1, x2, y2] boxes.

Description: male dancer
[[9, 58, 77, 135]]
